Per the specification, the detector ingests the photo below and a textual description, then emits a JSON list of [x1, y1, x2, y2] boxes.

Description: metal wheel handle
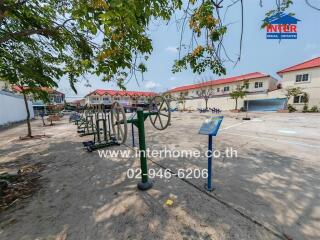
[[149, 96, 171, 130]]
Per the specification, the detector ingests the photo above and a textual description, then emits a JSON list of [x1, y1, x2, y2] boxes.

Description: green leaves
[[229, 81, 249, 100], [1, 0, 296, 93], [172, 46, 225, 75], [261, 0, 294, 28], [285, 86, 303, 98]]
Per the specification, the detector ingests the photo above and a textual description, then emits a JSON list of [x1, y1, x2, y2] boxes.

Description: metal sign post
[[131, 122, 135, 147], [207, 135, 213, 191], [199, 116, 224, 191]]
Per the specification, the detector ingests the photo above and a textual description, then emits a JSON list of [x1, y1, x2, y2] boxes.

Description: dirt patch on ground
[[0, 163, 44, 211]]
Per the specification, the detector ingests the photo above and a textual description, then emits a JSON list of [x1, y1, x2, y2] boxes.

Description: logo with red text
[[264, 12, 300, 39]]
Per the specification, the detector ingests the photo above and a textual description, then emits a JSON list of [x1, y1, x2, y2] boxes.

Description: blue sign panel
[[128, 112, 137, 121], [199, 116, 224, 136], [266, 33, 297, 39]]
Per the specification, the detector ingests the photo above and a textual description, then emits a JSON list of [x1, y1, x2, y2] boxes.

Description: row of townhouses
[[165, 57, 320, 111], [84, 89, 156, 109]]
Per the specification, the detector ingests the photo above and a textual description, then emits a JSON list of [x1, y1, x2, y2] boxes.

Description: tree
[[196, 78, 214, 110], [177, 92, 186, 110], [0, 0, 178, 137], [302, 92, 309, 112], [16, 87, 51, 137], [229, 81, 249, 110], [1, 0, 303, 88], [163, 92, 174, 103], [284, 86, 303, 109]]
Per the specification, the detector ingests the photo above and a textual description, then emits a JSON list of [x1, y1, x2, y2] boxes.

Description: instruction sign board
[[199, 116, 224, 136]]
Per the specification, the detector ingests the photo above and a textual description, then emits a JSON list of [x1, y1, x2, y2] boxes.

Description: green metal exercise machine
[[120, 96, 171, 190]]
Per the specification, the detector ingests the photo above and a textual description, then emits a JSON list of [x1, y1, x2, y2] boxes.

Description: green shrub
[[309, 106, 319, 112], [287, 104, 296, 113], [302, 105, 308, 113]]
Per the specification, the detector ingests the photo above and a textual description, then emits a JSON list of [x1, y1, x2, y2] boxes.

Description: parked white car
[[60, 110, 74, 116]]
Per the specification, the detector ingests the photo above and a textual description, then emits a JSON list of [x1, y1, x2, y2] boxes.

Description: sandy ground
[[0, 112, 319, 240]]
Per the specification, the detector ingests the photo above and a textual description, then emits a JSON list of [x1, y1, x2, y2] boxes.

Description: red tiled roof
[[277, 57, 320, 75], [86, 89, 157, 97], [12, 86, 64, 95], [167, 72, 269, 93]]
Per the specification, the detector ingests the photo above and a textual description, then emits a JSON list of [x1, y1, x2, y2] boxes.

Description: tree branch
[[0, 28, 58, 44]]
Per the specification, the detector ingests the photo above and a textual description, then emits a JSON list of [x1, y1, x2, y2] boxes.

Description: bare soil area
[[0, 112, 319, 240]]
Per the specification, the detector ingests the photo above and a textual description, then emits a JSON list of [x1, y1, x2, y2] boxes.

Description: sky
[[58, 1, 320, 100]]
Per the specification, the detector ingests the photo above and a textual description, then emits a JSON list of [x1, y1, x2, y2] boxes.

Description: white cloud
[[169, 76, 177, 81], [145, 81, 161, 90], [165, 46, 178, 53]]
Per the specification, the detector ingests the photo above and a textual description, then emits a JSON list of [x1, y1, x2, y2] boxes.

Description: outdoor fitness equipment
[[83, 106, 127, 152], [209, 107, 222, 114], [119, 95, 171, 190], [82, 96, 170, 190], [197, 108, 209, 113], [69, 112, 81, 123], [199, 116, 224, 191], [77, 115, 96, 136], [77, 110, 93, 129]]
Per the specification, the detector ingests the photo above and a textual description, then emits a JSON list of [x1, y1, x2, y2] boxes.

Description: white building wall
[[0, 91, 34, 126], [167, 76, 278, 100], [171, 89, 285, 111], [281, 67, 320, 110]]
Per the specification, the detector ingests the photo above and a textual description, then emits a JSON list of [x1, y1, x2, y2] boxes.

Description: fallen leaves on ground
[[0, 163, 44, 211]]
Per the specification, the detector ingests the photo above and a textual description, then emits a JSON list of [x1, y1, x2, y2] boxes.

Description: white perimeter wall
[[0, 91, 34, 126], [170, 89, 285, 111]]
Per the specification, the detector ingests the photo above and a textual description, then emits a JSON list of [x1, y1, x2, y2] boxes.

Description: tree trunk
[[205, 98, 208, 110], [284, 97, 289, 110], [23, 92, 32, 137], [235, 98, 238, 110]]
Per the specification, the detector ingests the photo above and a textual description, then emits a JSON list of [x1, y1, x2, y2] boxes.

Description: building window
[[255, 82, 263, 88], [223, 86, 229, 92], [296, 74, 309, 83], [293, 95, 305, 104], [103, 97, 109, 101], [216, 88, 220, 92], [54, 95, 61, 103], [246, 83, 249, 89]]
